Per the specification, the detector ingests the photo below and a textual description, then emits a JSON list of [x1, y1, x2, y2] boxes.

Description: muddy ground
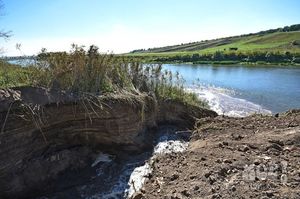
[[137, 110, 300, 199]]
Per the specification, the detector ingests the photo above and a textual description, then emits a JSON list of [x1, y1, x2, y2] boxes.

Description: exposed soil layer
[[0, 87, 217, 199], [140, 110, 300, 199]]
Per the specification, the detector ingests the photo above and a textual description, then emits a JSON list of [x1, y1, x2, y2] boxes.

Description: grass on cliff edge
[[0, 45, 208, 108]]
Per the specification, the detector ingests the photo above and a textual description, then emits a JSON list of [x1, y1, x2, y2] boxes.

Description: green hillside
[[127, 25, 300, 64], [130, 32, 300, 55]]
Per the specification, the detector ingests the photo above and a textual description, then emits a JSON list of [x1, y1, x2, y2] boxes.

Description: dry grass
[[1, 45, 207, 108]]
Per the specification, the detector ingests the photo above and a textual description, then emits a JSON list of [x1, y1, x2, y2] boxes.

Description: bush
[[1, 45, 207, 108]]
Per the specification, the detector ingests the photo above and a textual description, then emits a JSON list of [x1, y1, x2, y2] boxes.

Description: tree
[[0, 0, 12, 54], [0, 0, 11, 41]]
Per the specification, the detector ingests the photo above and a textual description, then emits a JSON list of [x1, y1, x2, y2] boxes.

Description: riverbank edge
[[139, 60, 300, 67], [0, 86, 217, 199]]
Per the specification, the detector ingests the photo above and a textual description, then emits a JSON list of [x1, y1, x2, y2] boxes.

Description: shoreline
[[140, 60, 300, 67]]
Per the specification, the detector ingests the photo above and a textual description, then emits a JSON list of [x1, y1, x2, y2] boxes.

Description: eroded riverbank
[[0, 87, 216, 199]]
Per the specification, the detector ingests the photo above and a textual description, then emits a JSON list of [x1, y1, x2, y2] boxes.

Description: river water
[[162, 63, 300, 116]]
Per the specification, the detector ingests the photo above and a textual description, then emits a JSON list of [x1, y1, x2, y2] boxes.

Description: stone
[[266, 191, 274, 198], [204, 171, 212, 178], [222, 141, 229, 146], [170, 173, 179, 181], [231, 186, 236, 192], [181, 189, 190, 197], [223, 159, 232, 164], [193, 185, 200, 191], [132, 192, 144, 199], [239, 145, 250, 152], [231, 133, 244, 140], [254, 159, 260, 165], [266, 143, 283, 151], [200, 157, 207, 161]]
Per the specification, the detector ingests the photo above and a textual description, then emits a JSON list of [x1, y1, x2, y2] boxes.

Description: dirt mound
[[140, 110, 300, 199]]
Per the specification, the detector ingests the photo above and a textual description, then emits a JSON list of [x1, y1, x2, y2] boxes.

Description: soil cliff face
[[0, 87, 217, 198]]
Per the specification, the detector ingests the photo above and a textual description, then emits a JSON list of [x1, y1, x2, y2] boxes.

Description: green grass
[[197, 32, 300, 53], [127, 31, 300, 59], [0, 60, 34, 88]]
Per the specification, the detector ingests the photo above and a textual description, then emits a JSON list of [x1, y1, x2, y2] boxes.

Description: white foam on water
[[124, 139, 188, 198], [125, 163, 152, 198], [185, 85, 272, 117], [154, 140, 188, 154], [92, 137, 188, 199], [91, 152, 113, 167]]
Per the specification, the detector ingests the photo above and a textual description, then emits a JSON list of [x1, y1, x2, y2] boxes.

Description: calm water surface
[[162, 64, 300, 115]]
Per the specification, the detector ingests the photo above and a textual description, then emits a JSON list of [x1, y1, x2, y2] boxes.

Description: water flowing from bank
[[79, 126, 189, 199]]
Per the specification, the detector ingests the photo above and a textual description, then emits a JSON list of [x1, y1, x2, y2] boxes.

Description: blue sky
[[1, 0, 300, 55]]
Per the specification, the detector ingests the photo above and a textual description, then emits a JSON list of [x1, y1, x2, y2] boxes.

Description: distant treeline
[[244, 24, 300, 36], [1, 55, 36, 61], [130, 24, 300, 53], [151, 51, 300, 64]]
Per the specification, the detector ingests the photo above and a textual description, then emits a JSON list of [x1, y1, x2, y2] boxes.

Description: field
[[130, 31, 300, 55], [127, 30, 300, 64]]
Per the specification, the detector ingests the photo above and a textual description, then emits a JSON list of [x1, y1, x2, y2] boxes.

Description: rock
[[266, 143, 283, 151], [266, 191, 274, 198], [222, 141, 229, 146], [204, 171, 212, 178], [268, 139, 284, 146], [200, 157, 207, 161], [193, 185, 200, 191], [209, 175, 217, 184], [248, 144, 259, 150], [285, 140, 294, 145], [171, 194, 182, 199], [231, 133, 244, 140], [231, 185, 236, 192], [239, 145, 250, 152], [254, 159, 260, 165], [212, 193, 221, 199], [181, 189, 190, 197], [223, 159, 232, 164], [131, 192, 144, 199], [170, 173, 179, 181], [211, 187, 216, 193], [190, 175, 196, 180], [218, 166, 230, 177]]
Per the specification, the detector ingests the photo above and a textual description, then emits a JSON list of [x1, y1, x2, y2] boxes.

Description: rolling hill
[[130, 24, 300, 55]]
